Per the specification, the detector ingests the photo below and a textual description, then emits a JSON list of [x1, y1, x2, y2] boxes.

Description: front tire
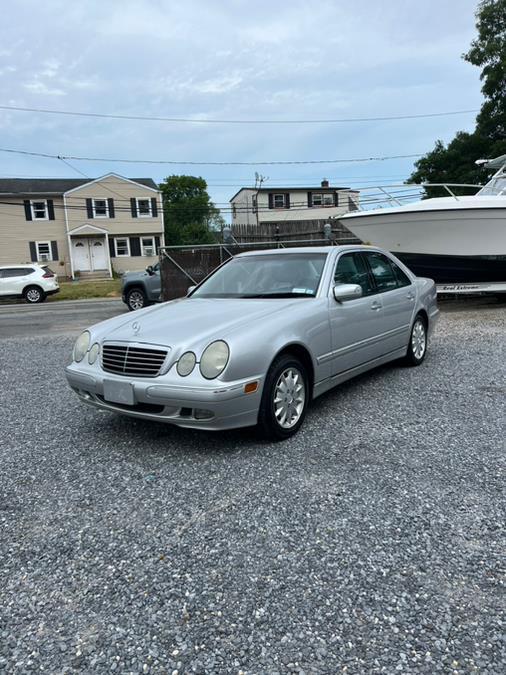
[[24, 285, 46, 304], [257, 353, 309, 441], [403, 315, 427, 366], [126, 287, 147, 311]]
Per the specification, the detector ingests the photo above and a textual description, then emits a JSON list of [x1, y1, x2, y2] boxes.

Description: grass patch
[[48, 279, 122, 301]]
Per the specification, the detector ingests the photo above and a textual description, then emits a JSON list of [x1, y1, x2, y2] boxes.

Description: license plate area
[[103, 380, 135, 406]]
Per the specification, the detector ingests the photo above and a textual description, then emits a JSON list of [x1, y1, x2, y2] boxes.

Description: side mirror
[[187, 285, 196, 296], [146, 265, 154, 276], [333, 283, 362, 302]]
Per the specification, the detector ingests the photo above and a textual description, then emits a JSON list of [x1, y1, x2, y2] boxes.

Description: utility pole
[[254, 172, 267, 226]]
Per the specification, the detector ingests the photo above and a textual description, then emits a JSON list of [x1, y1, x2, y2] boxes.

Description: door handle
[[406, 292, 415, 301], [370, 301, 382, 311]]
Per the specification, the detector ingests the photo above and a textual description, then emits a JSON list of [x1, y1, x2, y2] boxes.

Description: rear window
[[42, 266, 55, 276]]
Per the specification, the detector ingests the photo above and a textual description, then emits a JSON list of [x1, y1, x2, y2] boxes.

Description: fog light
[[194, 408, 214, 420]]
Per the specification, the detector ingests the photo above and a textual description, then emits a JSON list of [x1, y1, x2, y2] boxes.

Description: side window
[[390, 260, 412, 288], [364, 252, 399, 292], [334, 252, 375, 296]]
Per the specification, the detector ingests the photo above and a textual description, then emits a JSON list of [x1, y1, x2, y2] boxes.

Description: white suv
[[0, 264, 60, 303]]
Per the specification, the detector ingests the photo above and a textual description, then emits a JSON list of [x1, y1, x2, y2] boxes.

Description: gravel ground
[[0, 307, 504, 674]]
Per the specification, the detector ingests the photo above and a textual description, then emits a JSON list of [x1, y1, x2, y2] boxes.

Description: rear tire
[[403, 314, 427, 366], [257, 353, 309, 441], [23, 285, 46, 304], [126, 287, 147, 311]]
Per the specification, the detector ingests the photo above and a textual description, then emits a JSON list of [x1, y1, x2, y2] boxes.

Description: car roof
[[235, 245, 369, 257]]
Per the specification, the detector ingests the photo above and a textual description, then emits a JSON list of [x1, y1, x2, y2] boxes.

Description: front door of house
[[73, 239, 91, 271], [90, 238, 107, 270], [72, 237, 108, 272]]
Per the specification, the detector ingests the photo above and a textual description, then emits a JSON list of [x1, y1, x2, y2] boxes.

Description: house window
[[141, 237, 155, 257], [273, 194, 285, 208], [252, 195, 257, 214], [312, 193, 334, 207], [36, 241, 52, 261], [92, 198, 108, 218], [136, 198, 152, 217], [31, 200, 48, 220], [114, 238, 130, 257]]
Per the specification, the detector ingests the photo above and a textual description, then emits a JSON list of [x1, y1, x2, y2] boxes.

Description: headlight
[[88, 342, 100, 365], [73, 331, 90, 362], [199, 340, 229, 379], [176, 351, 196, 377]]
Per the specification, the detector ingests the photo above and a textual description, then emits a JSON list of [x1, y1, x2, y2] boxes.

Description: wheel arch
[[271, 342, 315, 400], [415, 308, 429, 328], [23, 283, 44, 296]]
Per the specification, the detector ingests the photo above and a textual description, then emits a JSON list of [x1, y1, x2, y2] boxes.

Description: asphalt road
[[0, 302, 504, 674], [0, 299, 126, 338]]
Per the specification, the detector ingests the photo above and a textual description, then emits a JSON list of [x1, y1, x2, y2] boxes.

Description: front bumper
[[65, 365, 263, 431]]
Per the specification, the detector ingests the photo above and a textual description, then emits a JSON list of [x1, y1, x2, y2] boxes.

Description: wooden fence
[[230, 219, 360, 243]]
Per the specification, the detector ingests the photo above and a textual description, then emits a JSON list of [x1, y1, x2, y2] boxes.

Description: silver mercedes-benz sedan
[[65, 246, 438, 440]]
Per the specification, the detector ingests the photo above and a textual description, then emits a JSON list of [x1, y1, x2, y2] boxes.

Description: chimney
[[321, 178, 329, 188]]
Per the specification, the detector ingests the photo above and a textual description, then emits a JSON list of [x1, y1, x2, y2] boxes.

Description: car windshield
[[191, 253, 327, 299]]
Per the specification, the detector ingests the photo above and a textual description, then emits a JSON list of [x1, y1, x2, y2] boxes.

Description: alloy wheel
[[273, 367, 306, 429], [26, 288, 41, 303], [128, 290, 145, 310], [411, 319, 426, 360]]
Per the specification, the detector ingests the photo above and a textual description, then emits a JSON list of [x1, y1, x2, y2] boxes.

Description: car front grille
[[101, 343, 168, 377]]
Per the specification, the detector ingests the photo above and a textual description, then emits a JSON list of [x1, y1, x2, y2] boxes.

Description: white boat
[[339, 155, 506, 285]]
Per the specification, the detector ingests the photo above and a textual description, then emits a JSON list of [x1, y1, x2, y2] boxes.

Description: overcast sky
[[0, 0, 483, 215]]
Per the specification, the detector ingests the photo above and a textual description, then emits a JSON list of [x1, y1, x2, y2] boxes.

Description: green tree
[[159, 175, 223, 245], [409, 0, 506, 195]]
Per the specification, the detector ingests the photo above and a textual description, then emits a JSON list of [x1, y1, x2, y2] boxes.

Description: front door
[[72, 237, 108, 272], [329, 251, 385, 375], [72, 239, 91, 271], [90, 238, 107, 270]]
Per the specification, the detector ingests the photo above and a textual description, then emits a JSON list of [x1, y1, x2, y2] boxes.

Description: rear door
[[328, 251, 385, 375], [362, 251, 416, 352], [0, 268, 33, 296]]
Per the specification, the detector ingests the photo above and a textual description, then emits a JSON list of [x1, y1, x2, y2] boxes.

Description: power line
[[0, 104, 479, 125], [0, 147, 423, 166]]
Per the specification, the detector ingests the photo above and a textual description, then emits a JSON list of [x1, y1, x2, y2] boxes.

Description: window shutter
[[130, 236, 141, 256], [50, 241, 59, 260], [47, 199, 55, 220], [86, 199, 93, 219], [154, 236, 161, 252], [307, 192, 313, 207], [285, 193, 290, 209], [108, 238, 115, 258], [268, 193, 273, 209], [334, 192, 339, 207], [29, 241, 37, 262], [130, 198, 138, 218], [24, 200, 32, 221], [151, 198, 158, 217], [108, 198, 115, 218]]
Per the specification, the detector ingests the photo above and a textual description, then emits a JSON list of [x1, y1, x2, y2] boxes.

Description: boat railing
[[350, 182, 495, 211]]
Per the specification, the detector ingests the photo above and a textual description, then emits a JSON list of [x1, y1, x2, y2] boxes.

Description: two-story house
[[230, 179, 359, 228], [0, 173, 165, 278]]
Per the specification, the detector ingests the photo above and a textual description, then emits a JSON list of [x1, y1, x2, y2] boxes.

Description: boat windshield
[[190, 252, 327, 298], [477, 166, 506, 196]]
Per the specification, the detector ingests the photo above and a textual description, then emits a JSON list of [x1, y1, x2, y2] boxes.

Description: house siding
[[0, 196, 68, 273]]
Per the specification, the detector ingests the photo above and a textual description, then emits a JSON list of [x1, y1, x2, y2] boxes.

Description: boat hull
[[340, 203, 506, 283], [395, 253, 506, 283]]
